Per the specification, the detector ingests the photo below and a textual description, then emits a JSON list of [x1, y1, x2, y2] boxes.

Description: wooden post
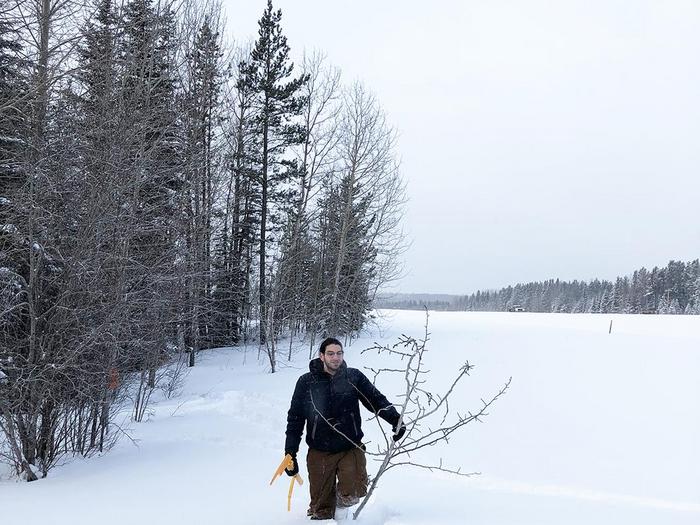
[[609, 319, 613, 334]]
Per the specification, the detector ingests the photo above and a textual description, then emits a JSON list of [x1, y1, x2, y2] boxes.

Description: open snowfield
[[1, 310, 699, 524]]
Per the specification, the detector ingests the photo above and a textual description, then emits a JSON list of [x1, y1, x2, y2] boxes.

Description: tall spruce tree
[[181, 16, 225, 362], [0, 5, 26, 194], [239, 0, 307, 363], [0, 0, 28, 307], [317, 175, 376, 335], [226, 49, 261, 346], [118, 0, 183, 403]]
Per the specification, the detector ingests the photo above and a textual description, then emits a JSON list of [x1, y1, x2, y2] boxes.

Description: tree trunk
[[259, 114, 269, 347]]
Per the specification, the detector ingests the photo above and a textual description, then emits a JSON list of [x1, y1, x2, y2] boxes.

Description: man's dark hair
[[319, 337, 343, 354]]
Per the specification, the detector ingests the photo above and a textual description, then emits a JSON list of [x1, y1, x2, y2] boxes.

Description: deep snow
[[1, 310, 699, 524]]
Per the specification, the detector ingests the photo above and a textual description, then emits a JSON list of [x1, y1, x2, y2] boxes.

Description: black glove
[[392, 423, 406, 442], [285, 453, 299, 476]]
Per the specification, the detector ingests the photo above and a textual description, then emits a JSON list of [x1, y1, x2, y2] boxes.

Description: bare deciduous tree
[[311, 312, 511, 520]]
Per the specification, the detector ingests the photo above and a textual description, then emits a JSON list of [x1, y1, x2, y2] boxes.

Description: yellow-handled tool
[[270, 454, 304, 511]]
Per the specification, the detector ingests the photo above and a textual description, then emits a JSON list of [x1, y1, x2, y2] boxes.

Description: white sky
[[223, 0, 700, 294]]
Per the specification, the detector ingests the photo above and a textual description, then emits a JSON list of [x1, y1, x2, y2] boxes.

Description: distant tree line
[[0, 0, 404, 480], [375, 295, 453, 311], [378, 259, 700, 315], [458, 259, 700, 314]]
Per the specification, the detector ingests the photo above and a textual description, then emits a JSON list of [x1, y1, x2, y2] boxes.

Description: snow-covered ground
[[1, 310, 699, 524]]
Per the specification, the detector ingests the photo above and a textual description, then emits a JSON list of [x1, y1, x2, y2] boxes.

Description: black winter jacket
[[285, 358, 400, 454]]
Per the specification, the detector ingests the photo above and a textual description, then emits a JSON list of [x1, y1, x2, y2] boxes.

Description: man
[[284, 337, 406, 520]]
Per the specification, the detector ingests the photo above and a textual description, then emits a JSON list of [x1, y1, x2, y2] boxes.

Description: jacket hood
[[309, 357, 348, 376]]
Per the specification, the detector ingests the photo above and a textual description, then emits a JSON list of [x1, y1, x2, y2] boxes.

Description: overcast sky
[[224, 0, 700, 294]]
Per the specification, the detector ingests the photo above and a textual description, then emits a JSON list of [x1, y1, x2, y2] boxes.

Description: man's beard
[[324, 360, 342, 371]]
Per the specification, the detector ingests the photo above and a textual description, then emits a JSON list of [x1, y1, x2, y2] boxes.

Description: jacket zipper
[[352, 413, 358, 434], [311, 415, 318, 440]]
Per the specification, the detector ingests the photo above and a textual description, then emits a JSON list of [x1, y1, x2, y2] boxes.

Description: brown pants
[[306, 447, 368, 520]]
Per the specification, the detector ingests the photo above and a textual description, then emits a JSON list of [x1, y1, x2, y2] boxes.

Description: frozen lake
[[1, 310, 698, 524]]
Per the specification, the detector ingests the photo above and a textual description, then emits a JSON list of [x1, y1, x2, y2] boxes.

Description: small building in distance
[[507, 305, 526, 312]]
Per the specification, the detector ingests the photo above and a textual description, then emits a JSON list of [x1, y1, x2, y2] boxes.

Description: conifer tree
[[0, 0, 28, 311], [238, 0, 307, 358], [317, 175, 376, 335], [0, 5, 26, 194], [181, 15, 225, 361], [226, 48, 261, 345]]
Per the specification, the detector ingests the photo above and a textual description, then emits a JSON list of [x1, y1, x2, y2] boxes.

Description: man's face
[[320, 344, 344, 374]]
